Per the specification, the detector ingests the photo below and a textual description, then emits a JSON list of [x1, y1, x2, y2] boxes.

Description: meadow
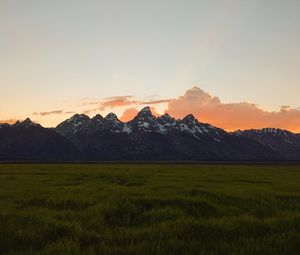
[[0, 163, 299, 255]]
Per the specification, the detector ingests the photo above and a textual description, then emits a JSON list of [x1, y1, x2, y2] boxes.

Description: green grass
[[0, 164, 299, 255]]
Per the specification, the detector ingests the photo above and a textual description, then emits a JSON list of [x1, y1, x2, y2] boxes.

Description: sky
[[1, 0, 300, 131]]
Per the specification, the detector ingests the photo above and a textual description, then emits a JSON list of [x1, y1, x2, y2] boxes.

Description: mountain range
[[1, 107, 300, 161]]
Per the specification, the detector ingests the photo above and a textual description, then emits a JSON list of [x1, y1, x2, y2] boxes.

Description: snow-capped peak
[[92, 114, 104, 122], [105, 113, 120, 122], [182, 114, 198, 124], [67, 114, 90, 123], [159, 113, 173, 121], [54, 107, 226, 138], [136, 106, 154, 118], [261, 128, 291, 136], [134, 106, 155, 121], [157, 114, 177, 127], [139, 106, 151, 113], [237, 128, 294, 137]]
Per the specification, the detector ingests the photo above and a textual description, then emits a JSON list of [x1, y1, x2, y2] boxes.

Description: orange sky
[[0, 119, 20, 124], [164, 87, 300, 133], [2, 87, 300, 133], [118, 87, 300, 133], [1, 2, 300, 132]]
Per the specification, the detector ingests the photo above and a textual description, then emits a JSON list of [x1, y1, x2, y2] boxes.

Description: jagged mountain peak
[[126, 106, 159, 132], [134, 107, 156, 123], [24, 117, 32, 122], [159, 113, 173, 120], [182, 114, 198, 124], [136, 106, 154, 117], [67, 114, 90, 123], [15, 118, 40, 128], [140, 106, 151, 113], [105, 113, 120, 122], [75, 113, 89, 119], [162, 112, 171, 117], [232, 127, 300, 157], [55, 114, 92, 138], [238, 127, 294, 137], [92, 114, 104, 122], [157, 113, 177, 126], [2, 106, 300, 161], [54, 108, 298, 144], [261, 128, 291, 135]]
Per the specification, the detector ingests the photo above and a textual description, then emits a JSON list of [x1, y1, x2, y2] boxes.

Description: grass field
[[0, 163, 299, 255]]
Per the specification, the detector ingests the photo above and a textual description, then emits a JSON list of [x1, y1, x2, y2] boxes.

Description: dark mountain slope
[[0, 119, 78, 161], [0, 108, 299, 161], [54, 107, 278, 161], [233, 128, 300, 160]]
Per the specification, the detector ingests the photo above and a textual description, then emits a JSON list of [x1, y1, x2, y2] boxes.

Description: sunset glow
[[1, 1, 300, 132]]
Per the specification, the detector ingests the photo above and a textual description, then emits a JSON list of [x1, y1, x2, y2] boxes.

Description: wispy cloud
[[32, 110, 74, 116], [82, 109, 97, 115], [104, 95, 134, 100], [78, 99, 102, 106], [100, 96, 138, 110], [140, 99, 171, 105], [6, 87, 300, 132], [80, 96, 170, 115], [0, 118, 19, 124]]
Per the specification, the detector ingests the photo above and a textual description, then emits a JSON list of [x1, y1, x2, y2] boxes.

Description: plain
[[0, 163, 299, 255]]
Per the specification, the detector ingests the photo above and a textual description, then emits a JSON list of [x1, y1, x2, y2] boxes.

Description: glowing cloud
[[32, 110, 74, 116], [120, 107, 160, 122], [100, 96, 138, 110], [80, 96, 170, 115], [120, 108, 139, 122], [19, 87, 300, 133], [0, 119, 19, 124], [166, 87, 300, 132]]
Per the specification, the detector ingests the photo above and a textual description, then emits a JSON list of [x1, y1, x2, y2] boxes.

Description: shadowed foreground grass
[[0, 163, 299, 255]]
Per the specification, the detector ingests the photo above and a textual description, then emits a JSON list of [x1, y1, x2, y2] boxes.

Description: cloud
[[78, 99, 99, 106], [148, 107, 160, 117], [120, 107, 160, 122], [80, 96, 170, 115], [100, 96, 138, 111], [104, 95, 134, 100], [72, 87, 300, 132], [32, 110, 74, 116], [82, 109, 99, 115], [140, 99, 171, 105], [166, 87, 300, 132], [120, 108, 139, 121], [78, 96, 138, 114], [0, 118, 19, 124]]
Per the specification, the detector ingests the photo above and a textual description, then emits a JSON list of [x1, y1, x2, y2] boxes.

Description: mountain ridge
[[1, 107, 300, 161]]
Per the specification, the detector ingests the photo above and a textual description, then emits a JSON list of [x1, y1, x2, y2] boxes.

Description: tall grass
[[0, 164, 299, 254]]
